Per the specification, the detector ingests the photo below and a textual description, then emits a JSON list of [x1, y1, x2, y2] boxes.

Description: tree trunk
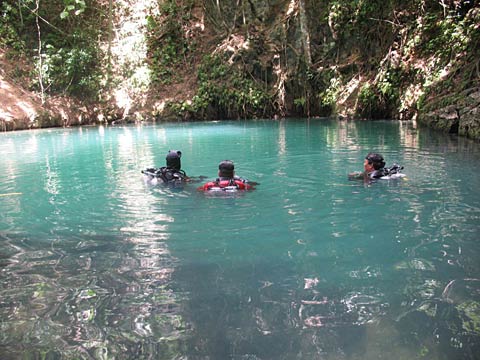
[[35, 0, 45, 104], [107, 0, 113, 82], [298, 0, 311, 66]]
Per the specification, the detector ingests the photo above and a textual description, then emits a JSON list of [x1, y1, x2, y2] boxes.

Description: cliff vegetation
[[0, 0, 479, 139]]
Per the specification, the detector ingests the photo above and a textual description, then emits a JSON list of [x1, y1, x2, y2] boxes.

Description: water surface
[[1, 119, 479, 359]]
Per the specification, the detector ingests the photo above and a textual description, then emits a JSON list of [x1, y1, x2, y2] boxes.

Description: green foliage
[[358, 83, 377, 117], [326, 0, 397, 58], [28, 0, 104, 100], [414, 5, 480, 118], [1, 0, 104, 100], [170, 54, 272, 119], [1, 0, 479, 126], [379, 68, 402, 101], [37, 39, 101, 99], [419, 346, 430, 357], [60, 0, 86, 19], [356, 64, 403, 119], [293, 97, 306, 107], [0, 1, 26, 52], [457, 300, 480, 334], [357, 81, 397, 119], [146, 0, 194, 85], [318, 74, 340, 112], [420, 13, 470, 60]]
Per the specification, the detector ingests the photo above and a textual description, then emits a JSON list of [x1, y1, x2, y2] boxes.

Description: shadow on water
[[172, 259, 379, 359], [171, 251, 480, 359]]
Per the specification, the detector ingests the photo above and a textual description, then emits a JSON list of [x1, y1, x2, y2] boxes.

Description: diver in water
[[200, 160, 253, 191], [349, 152, 404, 181], [348, 152, 386, 181], [142, 150, 189, 184]]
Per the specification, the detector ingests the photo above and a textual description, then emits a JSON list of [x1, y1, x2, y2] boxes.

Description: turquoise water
[[0, 119, 479, 359]]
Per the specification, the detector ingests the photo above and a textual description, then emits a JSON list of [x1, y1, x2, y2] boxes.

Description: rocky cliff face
[[160, 0, 479, 139], [1, 0, 479, 140], [460, 90, 480, 139], [419, 88, 480, 139]]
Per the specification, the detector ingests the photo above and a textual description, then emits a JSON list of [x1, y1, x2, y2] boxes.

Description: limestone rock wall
[[419, 88, 480, 139]]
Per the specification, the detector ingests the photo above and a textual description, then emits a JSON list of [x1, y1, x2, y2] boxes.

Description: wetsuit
[[349, 163, 404, 181], [368, 169, 386, 179], [348, 169, 386, 181], [142, 167, 188, 183]]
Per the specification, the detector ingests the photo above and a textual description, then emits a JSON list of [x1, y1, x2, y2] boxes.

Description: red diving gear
[[200, 178, 252, 191]]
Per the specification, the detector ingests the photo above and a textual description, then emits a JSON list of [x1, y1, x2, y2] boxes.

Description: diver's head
[[218, 160, 235, 178], [166, 150, 182, 170], [365, 152, 385, 171]]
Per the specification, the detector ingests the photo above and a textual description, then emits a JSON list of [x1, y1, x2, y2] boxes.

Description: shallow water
[[0, 119, 479, 359]]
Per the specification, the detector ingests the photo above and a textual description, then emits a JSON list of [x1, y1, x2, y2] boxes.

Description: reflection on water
[[0, 120, 479, 359]]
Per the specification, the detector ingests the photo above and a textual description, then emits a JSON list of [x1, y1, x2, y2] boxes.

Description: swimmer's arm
[[348, 171, 365, 180]]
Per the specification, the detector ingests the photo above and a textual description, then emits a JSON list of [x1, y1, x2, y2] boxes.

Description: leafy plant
[[0, 1, 26, 52], [169, 54, 272, 119], [318, 74, 341, 112], [60, 0, 86, 19], [146, 0, 194, 85]]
